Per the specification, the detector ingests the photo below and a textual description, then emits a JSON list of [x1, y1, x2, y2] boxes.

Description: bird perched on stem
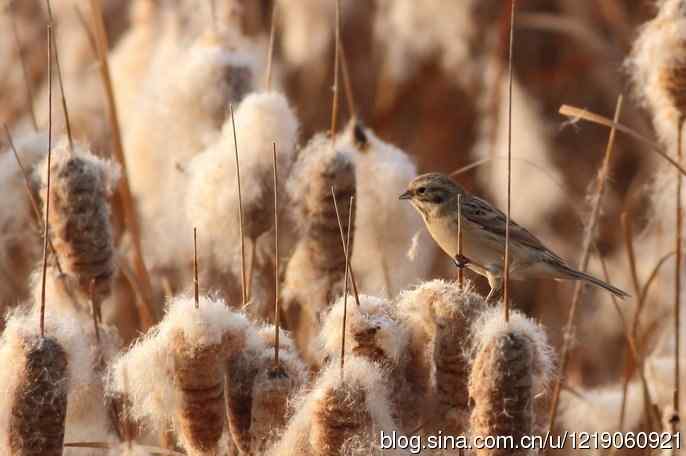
[[399, 173, 629, 301]]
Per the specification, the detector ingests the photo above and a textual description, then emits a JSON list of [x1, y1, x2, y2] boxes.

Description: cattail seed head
[[628, 0, 686, 146], [107, 295, 251, 453], [468, 307, 555, 454], [36, 143, 120, 300], [8, 335, 68, 456]]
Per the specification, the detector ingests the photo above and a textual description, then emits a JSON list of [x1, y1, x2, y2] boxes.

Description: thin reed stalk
[[265, 4, 277, 92], [229, 103, 248, 307], [503, 0, 516, 321], [332, 187, 361, 307], [89, 0, 155, 327], [40, 17, 54, 338], [194, 227, 199, 309], [548, 96, 623, 432], [273, 143, 280, 366], [340, 197, 354, 378], [674, 115, 684, 436], [45, 0, 73, 152]]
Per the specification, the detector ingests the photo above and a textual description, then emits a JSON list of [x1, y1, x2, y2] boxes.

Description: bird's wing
[[461, 194, 565, 261]]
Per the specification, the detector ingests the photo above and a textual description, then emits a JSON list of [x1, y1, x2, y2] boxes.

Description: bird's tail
[[558, 265, 630, 299]]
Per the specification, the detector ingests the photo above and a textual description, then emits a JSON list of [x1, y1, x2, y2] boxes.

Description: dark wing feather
[[461, 195, 565, 262]]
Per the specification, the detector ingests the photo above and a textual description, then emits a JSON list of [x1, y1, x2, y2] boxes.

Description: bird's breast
[[426, 215, 504, 266]]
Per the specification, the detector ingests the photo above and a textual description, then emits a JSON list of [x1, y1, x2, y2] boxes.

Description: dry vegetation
[[1, 0, 685, 455]]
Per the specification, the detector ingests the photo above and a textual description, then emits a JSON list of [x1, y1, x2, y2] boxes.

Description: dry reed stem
[[559, 104, 686, 177], [469, 330, 534, 456], [265, 3, 277, 92], [340, 195, 354, 377], [503, 0, 515, 322], [548, 95, 623, 433], [640, 251, 676, 305], [229, 103, 248, 308], [273, 143, 280, 366], [89, 0, 155, 328], [40, 19, 54, 338], [457, 194, 464, 285], [194, 227, 199, 309], [9, 1, 37, 130], [599, 256, 659, 433], [73, 5, 97, 58], [9, 335, 68, 456], [332, 187, 360, 307], [674, 114, 683, 436], [45, 0, 73, 152], [172, 333, 228, 454]]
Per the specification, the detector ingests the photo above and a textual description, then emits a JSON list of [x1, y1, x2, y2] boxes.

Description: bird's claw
[[454, 254, 470, 269]]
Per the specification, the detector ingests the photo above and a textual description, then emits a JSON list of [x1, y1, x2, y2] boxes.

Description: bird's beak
[[399, 190, 413, 200]]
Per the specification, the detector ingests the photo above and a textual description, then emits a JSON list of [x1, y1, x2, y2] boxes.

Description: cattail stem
[[674, 115, 683, 437], [458, 195, 464, 286], [273, 143, 280, 367], [331, 187, 360, 307], [90, 0, 155, 328], [194, 227, 199, 309], [229, 104, 248, 308], [45, 0, 73, 152], [9, 1, 37, 131], [40, 18, 54, 338], [548, 96, 623, 433], [265, 4, 277, 92], [338, 10, 357, 121], [503, 0, 516, 322], [339, 196, 354, 378]]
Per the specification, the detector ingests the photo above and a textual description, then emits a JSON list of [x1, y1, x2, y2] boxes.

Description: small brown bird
[[400, 173, 629, 301]]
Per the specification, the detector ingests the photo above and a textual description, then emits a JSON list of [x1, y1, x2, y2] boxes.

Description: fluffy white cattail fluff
[[266, 356, 399, 456], [396, 279, 487, 433], [124, 29, 263, 269], [341, 125, 436, 297], [0, 132, 48, 309], [187, 91, 299, 269], [0, 306, 120, 455], [282, 134, 356, 358], [316, 294, 408, 367], [374, 0, 495, 86], [474, 75, 568, 243], [469, 305, 556, 436], [107, 295, 251, 453], [628, 0, 686, 148]]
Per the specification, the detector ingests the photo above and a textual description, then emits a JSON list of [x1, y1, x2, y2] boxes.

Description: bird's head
[[399, 173, 463, 215]]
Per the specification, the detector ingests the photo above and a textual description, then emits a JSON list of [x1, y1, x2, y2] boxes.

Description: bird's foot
[[454, 254, 471, 269]]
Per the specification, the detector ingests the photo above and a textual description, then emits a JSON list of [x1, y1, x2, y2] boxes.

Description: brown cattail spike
[[41, 148, 117, 300], [172, 334, 227, 454], [469, 331, 534, 456], [9, 336, 68, 456]]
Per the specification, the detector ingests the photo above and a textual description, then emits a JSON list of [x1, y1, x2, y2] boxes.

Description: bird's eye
[[417, 187, 426, 194]]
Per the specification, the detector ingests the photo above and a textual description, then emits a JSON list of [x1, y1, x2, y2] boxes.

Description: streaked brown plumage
[[400, 173, 629, 300]]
